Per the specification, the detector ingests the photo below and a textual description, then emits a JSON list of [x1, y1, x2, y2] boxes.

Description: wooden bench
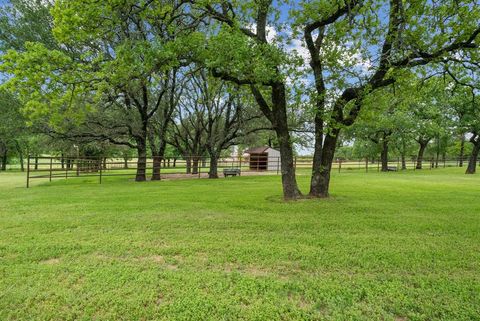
[[223, 168, 241, 177], [387, 166, 398, 172]]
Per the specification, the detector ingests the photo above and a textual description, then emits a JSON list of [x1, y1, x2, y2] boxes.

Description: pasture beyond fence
[[23, 155, 473, 188]]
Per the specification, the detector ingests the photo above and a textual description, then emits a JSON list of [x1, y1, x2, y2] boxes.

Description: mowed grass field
[[0, 169, 479, 320]]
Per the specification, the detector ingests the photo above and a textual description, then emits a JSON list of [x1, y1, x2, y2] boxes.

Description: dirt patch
[[40, 258, 60, 265]]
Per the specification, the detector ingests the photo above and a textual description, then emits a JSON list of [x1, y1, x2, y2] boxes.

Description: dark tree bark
[[466, 134, 479, 174], [310, 129, 340, 197], [258, 83, 302, 199], [192, 157, 199, 175], [185, 157, 192, 174], [401, 153, 407, 170], [123, 156, 129, 169], [208, 152, 219, 179], [380, 131, 392, 172], [135, 139, 147, 182], [0, 143, 7, 171], [381, 139, 389, 172], [416, 138, 430, 170]]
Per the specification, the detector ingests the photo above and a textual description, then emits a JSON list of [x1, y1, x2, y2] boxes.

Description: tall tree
[[299, 0, 480, 196]]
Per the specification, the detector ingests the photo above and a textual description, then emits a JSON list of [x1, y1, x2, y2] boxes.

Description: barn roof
[[244, 146, 271, 154]]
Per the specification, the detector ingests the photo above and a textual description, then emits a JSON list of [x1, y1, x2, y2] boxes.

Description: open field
[[0, 169, 479, 320]]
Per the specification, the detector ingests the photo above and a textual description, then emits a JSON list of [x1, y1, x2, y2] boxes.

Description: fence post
[[49, 157, 53, 182], [65, 159, 68, 179], [26, 156, 30, 188]]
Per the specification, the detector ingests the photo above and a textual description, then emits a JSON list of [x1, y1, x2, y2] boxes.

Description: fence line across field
[[24, 155, 473, 188]]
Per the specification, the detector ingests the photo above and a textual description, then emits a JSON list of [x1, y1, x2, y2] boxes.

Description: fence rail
[[21, 155, 474, 187]]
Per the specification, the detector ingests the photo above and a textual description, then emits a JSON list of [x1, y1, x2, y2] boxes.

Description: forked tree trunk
[[309, 128, 340, 198], [466, 137, 480, 174]]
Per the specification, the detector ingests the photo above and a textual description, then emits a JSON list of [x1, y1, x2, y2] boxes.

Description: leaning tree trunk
[[465, 139, 480, 174], [381, 139, 389, 172], [416, 142, 428, 170], [309, 128, 340, 198], [269, 84, 302, 200]]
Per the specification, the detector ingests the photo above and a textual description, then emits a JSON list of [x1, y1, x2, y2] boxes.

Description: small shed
[[244, 147, 281, 171]]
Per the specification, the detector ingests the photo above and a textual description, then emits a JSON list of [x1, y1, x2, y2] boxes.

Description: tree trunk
[[309, 128, 340, 198], [459, 135, 465, 167], [466, 139, 480, 174], [192, 157, 199, 175], [0, 145, 7, 171], [401, 153, 406, 170], [208, 153, 219, 179], [381, 139, 389, 172], [123, 157, 129, 169], [416, 141, 428, 170], [435, 137, 440, 168], [151, 156, 161, 180], [185, 157, 191, 174], [269, 84, 302, 200], [34, 156, 39, 170], [135, 142, 147, 182]]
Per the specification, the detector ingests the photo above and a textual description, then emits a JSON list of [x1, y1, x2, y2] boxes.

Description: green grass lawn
[[0, 169, 479, 320]]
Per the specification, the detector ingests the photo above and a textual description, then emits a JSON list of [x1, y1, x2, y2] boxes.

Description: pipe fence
[[23, 155, 473, 187]]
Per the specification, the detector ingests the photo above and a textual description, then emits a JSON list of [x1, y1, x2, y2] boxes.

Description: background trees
[[0, 0, 479, 199]]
